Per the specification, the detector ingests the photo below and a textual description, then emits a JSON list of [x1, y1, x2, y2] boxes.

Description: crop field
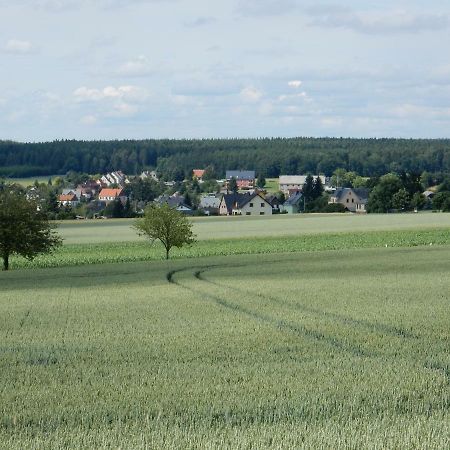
[[58, 212, 450, 245], [1, 245, 449, 449]]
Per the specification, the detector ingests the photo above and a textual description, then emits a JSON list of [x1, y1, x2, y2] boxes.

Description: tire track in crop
[[195, 268, 418, 340], [168, 266, 375, 358]]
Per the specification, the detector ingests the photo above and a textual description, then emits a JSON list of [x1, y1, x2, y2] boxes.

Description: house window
[[249, 203, 253, 207], [346, 199, 349, 203], [246, 212, 251, 215], [352, 198, 354, 203], [260, 212, 265, 215], [260, 203, 264, 207]]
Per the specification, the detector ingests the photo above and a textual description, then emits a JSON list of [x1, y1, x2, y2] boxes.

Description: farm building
[[279, 175, 326, 194], [98, 188, 127, 204]]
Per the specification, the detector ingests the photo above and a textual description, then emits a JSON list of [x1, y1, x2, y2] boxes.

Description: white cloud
[[73, 85, 149, 102], [240, 86, 263, 102], [117, 55, 153, 77], [4, 39, 34, 54], [288, 80, 302, 88]]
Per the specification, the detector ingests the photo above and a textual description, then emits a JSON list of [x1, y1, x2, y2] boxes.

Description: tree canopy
[[134, 204, 196, 260], [0, 185, 62, 270]]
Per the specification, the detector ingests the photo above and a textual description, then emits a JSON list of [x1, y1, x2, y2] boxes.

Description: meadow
[[0, 246, 449, 448], [1, 214, 449, 448]]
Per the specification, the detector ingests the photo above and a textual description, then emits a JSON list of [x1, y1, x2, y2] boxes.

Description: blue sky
[[1, 0, 450, 141]]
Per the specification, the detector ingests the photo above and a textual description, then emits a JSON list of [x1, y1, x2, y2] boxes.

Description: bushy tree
[[392, 188, 411, 211], [302, 174, 315, 203], [367, 173, 403, 213], [256, 174, 266, 189], [229, 177, 238, 193], [0, 186, 62, 270], [134, 204, 196, 260]]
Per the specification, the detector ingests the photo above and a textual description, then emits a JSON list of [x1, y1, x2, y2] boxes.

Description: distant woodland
[[1, 138, 449, 178]]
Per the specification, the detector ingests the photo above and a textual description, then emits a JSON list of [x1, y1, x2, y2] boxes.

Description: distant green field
[[3, 175, 58, 187], [1, 246, 449, 448], [57, 212, 450, 245], [264, 178, 279, 192]]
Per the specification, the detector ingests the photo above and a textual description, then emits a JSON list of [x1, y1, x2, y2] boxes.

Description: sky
[[1, 0, 450, 141]]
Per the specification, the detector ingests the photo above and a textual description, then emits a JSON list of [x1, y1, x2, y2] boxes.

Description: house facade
[[279, 175, 326, 194], [329, 188, 369, 213], [59, 193, 79, 207], [219, 192, 273, 216], [280, 191, 303, 214], [98, 188, 127, 204]]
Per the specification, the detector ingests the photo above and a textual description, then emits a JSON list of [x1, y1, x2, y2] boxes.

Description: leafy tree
[[256, 174, 266, 188], [229, 177, 238, 193], [302, 174, 315, 203], [312, 176, 324, 199], [392, 188, 411, 211], [432, 191, 450, 211], [367, 173, 403, 213], [411, 192, 426, 210], [134, 204, 196, 259], [0, 186, 62, 270], [104, 198, 125, 218]]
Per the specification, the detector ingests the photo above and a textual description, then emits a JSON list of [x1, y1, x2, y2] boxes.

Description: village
[[22, 169, 378, 219]]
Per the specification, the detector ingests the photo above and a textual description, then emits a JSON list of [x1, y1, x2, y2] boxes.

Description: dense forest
[[0, 138, 449, 179]]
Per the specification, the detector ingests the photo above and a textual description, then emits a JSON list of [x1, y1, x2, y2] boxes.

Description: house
[[59, 193, 79, 207], [279, 175, 326, 194], [329, 188, 369, 213], [225, 170, 255, 190], [219, 192, 273, 216], [423, 190, 435, 200], [264, 193, 281, 213], [98, 188, 127, 204], [155, 194, 194, 215], [192, 169, 205, 181], [199, 193, 222, 215], [99, 171, 128, 187], [280, 191, 303, 214], [141, 170, 159, 182]]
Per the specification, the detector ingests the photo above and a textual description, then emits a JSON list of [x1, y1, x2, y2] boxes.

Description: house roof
[[99, 188, 124, 198], [226, 170, 255, 180], [332, 188, 369, 202], [59, 194, 77, 202], [193, 169, 205, 178], [284, 191, 303, 206], [279, 175, 326, 185], [221, 192, 271, 213]]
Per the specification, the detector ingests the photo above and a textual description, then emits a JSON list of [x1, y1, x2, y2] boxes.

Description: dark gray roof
[[284, 191, 303, 206], [222, 192, 270, 213], [333, 188, 369, 202], [226, 170, 255, 180]]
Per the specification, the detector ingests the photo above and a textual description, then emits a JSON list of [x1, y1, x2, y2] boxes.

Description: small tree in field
[[0, 186, 62, 271], [134, 204, 196, 260]]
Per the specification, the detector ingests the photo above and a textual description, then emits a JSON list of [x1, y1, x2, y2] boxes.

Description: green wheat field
[[1, 214, 449, 448]]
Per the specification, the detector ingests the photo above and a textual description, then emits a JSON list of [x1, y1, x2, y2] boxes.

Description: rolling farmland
[[1, 214, 449, 448]]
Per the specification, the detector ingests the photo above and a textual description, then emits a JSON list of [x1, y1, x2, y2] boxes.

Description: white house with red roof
[[98, 188, 127, 204]]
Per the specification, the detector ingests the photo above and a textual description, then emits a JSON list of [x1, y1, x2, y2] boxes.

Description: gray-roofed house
[[329, 188, 369, 213], [280, 191, 303, 214], [219, 192, 272, 216], [155, 194, 194, 215], [199, 193, 223, 215], [225, 170, 255, 189]]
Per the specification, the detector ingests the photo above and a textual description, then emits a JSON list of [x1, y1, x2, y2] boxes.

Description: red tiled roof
[[99, 188, 124, 198], [59, 194, 77, 201], [193, 169, 205, 178]]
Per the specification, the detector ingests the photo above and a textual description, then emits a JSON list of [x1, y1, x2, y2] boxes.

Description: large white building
[[279, 175, 326, 194]]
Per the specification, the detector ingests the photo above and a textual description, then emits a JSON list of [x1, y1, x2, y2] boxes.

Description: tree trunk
[[3, 254, 9, 271], [165, 248, 169, 260]]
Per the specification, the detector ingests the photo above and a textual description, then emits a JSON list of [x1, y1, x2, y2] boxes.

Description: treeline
[[1, 138, 449, 178]]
